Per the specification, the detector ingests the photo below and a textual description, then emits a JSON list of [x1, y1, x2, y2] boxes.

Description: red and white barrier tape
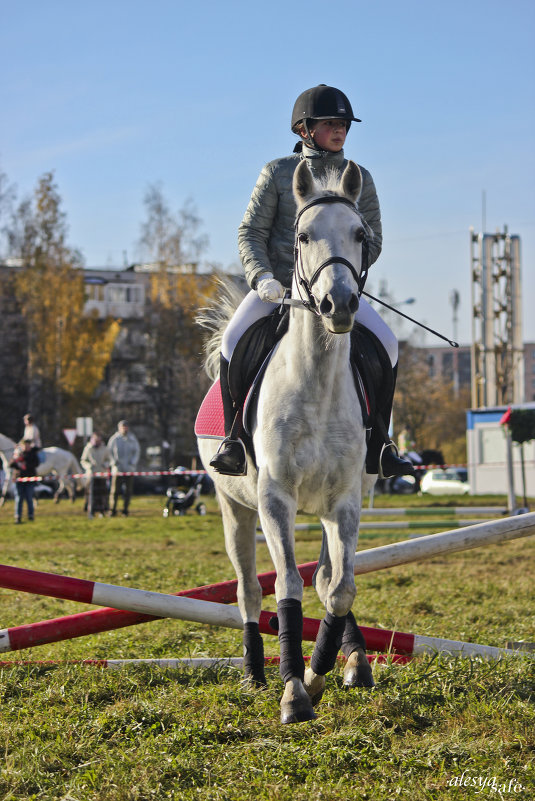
[[14, 469, 207, 483]]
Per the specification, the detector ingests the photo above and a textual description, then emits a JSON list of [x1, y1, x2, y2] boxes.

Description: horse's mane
[[196, 276, 247, 382]]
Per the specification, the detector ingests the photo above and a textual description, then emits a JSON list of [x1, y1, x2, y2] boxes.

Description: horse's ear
[[293, 159, 315, 205], [341, 160, 362, 203]]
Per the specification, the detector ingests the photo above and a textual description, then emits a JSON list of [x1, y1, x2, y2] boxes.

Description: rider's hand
[[257, 273, 284, 303]]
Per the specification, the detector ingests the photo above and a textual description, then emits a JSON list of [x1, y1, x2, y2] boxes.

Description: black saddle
[[228, 308, 393, 434]]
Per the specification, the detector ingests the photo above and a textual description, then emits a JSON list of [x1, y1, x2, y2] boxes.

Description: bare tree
[[137, 183, 214, 462], [137, 184, 208, 266]]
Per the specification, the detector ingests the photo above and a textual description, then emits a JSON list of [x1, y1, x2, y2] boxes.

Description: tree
[[137, 184, 215, 462], [0, 164, 16, 259], [138, 183, 208, 267], [8, 172, 119, 441], [394, 341, 470, 464]]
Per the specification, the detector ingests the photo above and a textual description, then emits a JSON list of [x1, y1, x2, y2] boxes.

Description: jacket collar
[[300, 144, 346, 169]]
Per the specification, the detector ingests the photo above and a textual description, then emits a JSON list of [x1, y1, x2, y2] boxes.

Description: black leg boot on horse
[[366, 364, 416, 479], [209, 355, 247, 476]]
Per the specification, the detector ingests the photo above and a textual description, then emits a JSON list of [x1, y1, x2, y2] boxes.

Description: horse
[[0, 433, 84, 505], [197, 160, 377, 724]]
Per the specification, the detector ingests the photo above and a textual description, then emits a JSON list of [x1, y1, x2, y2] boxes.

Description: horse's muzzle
[[318, 287, 359, 333]]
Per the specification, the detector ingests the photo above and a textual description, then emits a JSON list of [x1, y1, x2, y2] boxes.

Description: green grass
[[0, 494, 534, 800]]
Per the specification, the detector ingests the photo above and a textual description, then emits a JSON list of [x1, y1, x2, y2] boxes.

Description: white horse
[[0, 433, 83, 504], [197, 160, 377, 724]]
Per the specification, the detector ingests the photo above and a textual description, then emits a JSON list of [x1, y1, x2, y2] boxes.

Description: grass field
[[0, 493, 534, 800]]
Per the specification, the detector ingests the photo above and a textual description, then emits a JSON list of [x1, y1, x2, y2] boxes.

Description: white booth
[[466, 404, 535, 497]]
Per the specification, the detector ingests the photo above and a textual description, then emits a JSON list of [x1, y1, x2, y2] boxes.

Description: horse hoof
[[280, 677, 317, 724], [303, 667, 326, 707], [343, 648, 375, 689], [280, 704, 317, 725]]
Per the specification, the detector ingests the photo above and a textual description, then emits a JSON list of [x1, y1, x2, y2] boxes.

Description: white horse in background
[[197, 160, 376, 724], [0, 433, 83, 504]]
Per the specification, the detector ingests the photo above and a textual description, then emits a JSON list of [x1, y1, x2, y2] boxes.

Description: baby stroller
[[163, 468, 207, 517]]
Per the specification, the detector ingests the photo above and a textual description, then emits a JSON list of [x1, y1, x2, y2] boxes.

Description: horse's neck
[[284, 308, 352, 394]]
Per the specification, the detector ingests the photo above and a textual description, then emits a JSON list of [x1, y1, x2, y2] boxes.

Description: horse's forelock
[[300, 168, 357, 204], [317, 168, 345, 195]]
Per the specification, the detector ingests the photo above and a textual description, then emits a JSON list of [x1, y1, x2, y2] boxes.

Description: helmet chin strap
[[303, 120, 325, 154]]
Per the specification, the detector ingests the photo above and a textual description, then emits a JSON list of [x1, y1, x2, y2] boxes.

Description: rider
[[210, 84, 414, 480]]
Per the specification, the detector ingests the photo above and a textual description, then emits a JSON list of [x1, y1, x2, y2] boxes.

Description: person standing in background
[[23, 414, 42, 449], [107, 420, 140, 516], [9, 439, 39, 523], [81, 432, 112, 516]]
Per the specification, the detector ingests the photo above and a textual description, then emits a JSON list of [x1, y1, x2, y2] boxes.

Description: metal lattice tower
[[470, 228, 523, 407]]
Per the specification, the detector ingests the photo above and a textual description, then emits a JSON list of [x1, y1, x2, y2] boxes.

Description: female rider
[[210, 84, 413, 480]]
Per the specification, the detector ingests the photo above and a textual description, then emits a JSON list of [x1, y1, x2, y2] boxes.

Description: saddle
[[195, 309, 393, 449]]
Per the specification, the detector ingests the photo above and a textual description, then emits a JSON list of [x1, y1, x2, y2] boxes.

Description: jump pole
[[0, 565, 530, 661], [0, 654, 414, 669], [1, 512, 534, 652], [360, 507, 507, 516], [278, 519, 498, 531]]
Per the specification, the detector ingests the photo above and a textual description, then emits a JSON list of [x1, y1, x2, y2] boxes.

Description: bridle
[[292, 195, 370, 314]]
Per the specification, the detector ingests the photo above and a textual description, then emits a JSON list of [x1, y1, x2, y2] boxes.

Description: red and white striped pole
[[0, 564, 527, 661], [1, 513, 534, 651], [0, 654, 414, 669]]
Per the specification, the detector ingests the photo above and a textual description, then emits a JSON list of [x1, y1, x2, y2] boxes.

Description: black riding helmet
[[291, 84, 361, 139]]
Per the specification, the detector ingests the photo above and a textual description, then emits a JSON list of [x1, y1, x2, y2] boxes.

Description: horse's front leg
[[257, 474, 316, 724], [304, 501, 373, 701]]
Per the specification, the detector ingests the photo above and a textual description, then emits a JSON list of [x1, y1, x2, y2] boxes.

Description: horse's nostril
[[319, 295, 333, 315], [349, 294, 359, 314]]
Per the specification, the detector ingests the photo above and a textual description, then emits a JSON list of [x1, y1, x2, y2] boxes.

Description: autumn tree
[[394, 341, 470, 464], [7, 172, 119, 441], [137, 184, 215, 462]]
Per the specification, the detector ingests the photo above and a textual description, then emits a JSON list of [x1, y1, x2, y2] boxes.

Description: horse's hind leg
[[53, 481, 62, 504], [340, 610, 375, 688], [217, 491, 266, 687]]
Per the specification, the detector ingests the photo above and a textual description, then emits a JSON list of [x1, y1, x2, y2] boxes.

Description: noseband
[[293, 195, 369, 314]]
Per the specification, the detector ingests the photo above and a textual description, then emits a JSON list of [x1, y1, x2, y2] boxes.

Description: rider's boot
[[209, 355, 247, 476], [366, 364, 416, 479]]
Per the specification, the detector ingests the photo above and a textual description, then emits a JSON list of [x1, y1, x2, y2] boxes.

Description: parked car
[[420, 468, 470, 496]]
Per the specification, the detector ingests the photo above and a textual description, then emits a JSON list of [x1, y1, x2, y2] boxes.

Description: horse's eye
[[298, 233, 309, 244], [355, 229, 365, 243]]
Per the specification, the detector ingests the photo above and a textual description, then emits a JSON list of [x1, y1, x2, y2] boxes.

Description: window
[[85, 284, 105, 301], [106, 284, 142, 304]]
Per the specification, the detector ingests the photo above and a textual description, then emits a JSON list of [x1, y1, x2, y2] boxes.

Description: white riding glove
[[256, 273, 284, 303]]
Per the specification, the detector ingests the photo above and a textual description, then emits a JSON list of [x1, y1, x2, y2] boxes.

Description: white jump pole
[[352, 512, 535, 575]]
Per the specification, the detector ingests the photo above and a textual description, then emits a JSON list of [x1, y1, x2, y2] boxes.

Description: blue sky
[[1, 0, 534, 345]]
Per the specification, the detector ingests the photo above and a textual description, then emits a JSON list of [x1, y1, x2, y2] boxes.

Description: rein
[[292, 195, 369, 314], [285, 196, 458, 347]]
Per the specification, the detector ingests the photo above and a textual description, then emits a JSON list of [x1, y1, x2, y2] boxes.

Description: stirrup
[[378, 442, 415, 480], [209, 437, 247, 476]]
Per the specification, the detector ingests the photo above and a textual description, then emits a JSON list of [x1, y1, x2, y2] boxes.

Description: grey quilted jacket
[[238, 146, 382, 290]]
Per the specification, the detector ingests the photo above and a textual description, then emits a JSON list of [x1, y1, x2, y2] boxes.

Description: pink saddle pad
[[195, 379, 225, 438]]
